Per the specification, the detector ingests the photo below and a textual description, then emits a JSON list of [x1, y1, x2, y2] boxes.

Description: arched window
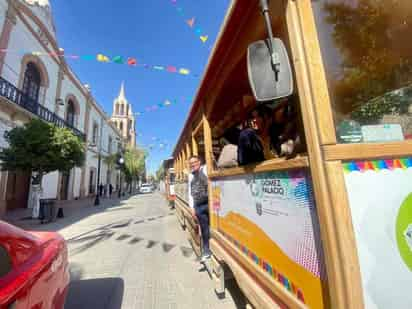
[[119, 121, 123, 133], [115, 103, 119, 115], [22, 62, 41, 102], [66, 99, 76, 127], [120, 104, 124, 115]]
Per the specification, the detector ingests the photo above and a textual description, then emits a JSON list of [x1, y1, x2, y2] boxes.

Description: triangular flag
[[393, 159, 402, 169], [364, 161, 374, 171], [171, 0, 177, 4], [127, 57, 137, 66], [343, 163, 351, 173], [179, 68, 190, 75], [69, 55, 79, 59], [32, 51, 42, 56], [97, 54, 110, 62], [112, 56, 124, 64], [164, 100, 171, 106], [153, 65, 164, 70], [355, 161, 365, 171], [200, 36, 208, 43], [407, 158, 412, 168], [348, 161, 359, 172], [400, 158, 409, 169], [377, 160, 387, 170], [385, 159, 394, 170], [186, 17, 195, 27], [82, 55, 95, 60], [371, 160, 379, 171], [195, 27, 202, 35], [166, 66, 177, 73]]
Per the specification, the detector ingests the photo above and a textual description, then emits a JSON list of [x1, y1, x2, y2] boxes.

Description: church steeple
[[111, 82, 136, 148], [118, 82, 126, 102]]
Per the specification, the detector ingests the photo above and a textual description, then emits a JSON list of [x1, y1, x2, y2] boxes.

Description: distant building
[[0, 0, 125, 216], [110, 82, 136, 148]]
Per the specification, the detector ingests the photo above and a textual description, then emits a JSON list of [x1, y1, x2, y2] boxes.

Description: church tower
[[111, 82, 136, 148]]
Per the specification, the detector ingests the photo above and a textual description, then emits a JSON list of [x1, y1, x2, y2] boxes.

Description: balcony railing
[[0, 76, 86, 140]]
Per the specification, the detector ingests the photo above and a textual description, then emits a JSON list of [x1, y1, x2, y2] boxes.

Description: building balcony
[[0, 76, 86, 140]]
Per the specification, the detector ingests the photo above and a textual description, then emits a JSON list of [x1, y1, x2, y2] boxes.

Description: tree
[[155, 165, 165, 182], [323, 0, 412, 121], [0, 119, 85, 215], [122, 146, 146, 192], [103, 153, 118, 171]]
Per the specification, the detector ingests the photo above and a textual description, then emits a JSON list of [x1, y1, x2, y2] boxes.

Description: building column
[[0, 1, 17, 75], [80, 96, 91, 198], [54, 68, 65, 114], [0, 171, 8, 217]]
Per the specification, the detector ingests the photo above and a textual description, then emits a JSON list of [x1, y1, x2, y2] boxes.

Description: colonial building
[[0, 0, 124, 217], [110, 82, 136, 148]]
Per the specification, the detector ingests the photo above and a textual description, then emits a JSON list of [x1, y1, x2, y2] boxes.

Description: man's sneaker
[[200, 253, 211, 263]]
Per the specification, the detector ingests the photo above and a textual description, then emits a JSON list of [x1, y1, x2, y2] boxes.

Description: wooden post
[[202, 114, 213, 175], [192, 135, 199, 156], [286, 1, 364, 308]]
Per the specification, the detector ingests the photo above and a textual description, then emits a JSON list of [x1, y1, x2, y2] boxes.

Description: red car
[[0, 221, 69, 309]]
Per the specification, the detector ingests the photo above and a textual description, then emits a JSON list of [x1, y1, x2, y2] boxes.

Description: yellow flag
[[179, 68, 190, 75], [97, 54, 110, 62]]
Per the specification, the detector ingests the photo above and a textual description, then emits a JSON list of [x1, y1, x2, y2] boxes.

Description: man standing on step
[[188, 155, 211, 262]]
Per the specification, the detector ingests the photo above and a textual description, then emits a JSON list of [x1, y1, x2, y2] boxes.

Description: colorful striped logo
[[343, 158, 412, 173], [219, 229, 306, 304]]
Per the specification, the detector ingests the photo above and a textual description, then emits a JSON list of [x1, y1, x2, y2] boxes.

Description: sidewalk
[[3, 194, 129, 231]]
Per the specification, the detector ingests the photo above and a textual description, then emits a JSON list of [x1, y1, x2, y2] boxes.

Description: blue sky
[[52, 0, 230, 175]]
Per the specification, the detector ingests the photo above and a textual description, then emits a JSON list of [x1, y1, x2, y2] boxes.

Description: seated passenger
[[217, 127, 240, 168], [269, 99, 302, 158], [238, 105, 275, 166]]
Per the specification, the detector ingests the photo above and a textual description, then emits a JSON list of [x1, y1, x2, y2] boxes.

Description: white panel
[[41, 171, 58, 198], [0, 0, 7, 33], [73, 167, 81, 198]]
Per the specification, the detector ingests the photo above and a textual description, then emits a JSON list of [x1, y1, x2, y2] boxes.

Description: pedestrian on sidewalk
[[99, 184, 104, 197], [188, 155, 211, 262], [109, 183, 113, 198]]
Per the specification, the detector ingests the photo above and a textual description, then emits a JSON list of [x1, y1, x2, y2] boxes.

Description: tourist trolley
[[172, 0, 412, 308]]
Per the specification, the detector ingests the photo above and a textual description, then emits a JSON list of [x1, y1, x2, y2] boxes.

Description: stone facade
[[0, 0, 124, 216]]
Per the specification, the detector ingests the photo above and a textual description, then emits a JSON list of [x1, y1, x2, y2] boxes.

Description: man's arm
[[188, 173, 194, 209]]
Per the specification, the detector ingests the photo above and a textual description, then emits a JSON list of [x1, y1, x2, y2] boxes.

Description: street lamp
[[118, 156, 124, 198], [94, 149, 102, 206]]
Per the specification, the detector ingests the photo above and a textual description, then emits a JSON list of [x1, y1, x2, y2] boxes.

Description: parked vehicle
[[0, 221, 70, 308], [139, 183, 153, 194]]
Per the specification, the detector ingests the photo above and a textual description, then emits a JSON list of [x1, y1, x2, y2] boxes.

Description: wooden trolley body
[[172, 1, 412, 308]]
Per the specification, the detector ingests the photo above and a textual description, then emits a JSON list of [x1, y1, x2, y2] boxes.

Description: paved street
[[31, 192, 245, 309]]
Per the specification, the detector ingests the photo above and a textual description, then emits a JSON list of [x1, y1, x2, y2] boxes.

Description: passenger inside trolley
[[215, 95, 306, 168]]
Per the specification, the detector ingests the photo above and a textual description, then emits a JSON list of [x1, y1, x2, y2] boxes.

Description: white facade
[[0, 0, 124, 215]]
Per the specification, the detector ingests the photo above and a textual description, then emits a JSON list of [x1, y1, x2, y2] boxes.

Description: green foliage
[[351, 85, 412, 123], [103, 153, 118, 171], [0, 119, 85, 176], [123, 146, 146, 184], [324, 0, 412, 116], [155, 165, 165, 181]]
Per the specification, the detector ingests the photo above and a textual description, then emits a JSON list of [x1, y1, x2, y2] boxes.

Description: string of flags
[[133, 97, 191, 117], [136, 133, 171, 151], [0, 49, 200, 78], [170, 0, 211, 48]]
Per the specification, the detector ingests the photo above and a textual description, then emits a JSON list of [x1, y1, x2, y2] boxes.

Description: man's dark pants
[[195, 203, 210, 254]]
